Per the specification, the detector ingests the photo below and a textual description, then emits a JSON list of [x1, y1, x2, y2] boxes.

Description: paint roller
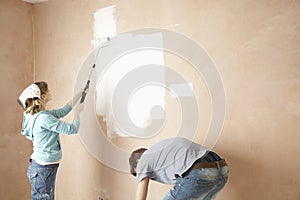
[[80, 37, 110, 103]]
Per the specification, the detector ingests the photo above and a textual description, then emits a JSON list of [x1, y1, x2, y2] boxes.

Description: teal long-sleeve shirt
[[21, 104, 80, 162]]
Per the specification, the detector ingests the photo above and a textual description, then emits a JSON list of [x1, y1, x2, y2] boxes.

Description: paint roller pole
[[80, 64, 95, 103], [80, 37, 111, 103]]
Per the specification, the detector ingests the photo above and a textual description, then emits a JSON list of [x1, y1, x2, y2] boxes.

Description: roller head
[[91, 37, 111, 48]]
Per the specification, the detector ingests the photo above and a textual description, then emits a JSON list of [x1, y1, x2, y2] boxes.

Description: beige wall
[[1, 0, 300, 199], [0, 0, 34, 199]]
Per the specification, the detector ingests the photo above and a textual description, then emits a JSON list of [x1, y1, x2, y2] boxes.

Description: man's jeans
[[27, 159, 59, 200], [163, 166, 229, 200]]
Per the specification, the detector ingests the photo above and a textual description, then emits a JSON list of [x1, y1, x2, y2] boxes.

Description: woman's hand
[[68, 88, 88, 107], [73, 103, 84, 121]]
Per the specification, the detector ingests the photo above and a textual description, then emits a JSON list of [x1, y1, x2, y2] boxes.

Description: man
[[129, 137, 229, 200]]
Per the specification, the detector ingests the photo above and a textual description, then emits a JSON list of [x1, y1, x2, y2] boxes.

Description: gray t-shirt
[[136, 137, 208, 184]]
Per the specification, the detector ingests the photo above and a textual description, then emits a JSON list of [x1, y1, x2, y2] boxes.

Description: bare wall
[[2, 0, 299, 199], [0, 0, 34, 199], [33, 1, 300, 199]]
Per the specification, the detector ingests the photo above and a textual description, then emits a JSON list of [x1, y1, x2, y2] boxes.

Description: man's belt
[[190, 159, 227, 170]]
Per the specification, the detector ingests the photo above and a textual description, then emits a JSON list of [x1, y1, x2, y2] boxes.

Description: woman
[[18, 81, 85, 200]]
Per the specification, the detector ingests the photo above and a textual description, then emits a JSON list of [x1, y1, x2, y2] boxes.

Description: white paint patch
[[95, 32, 165, 138], [170, 82, 194, 98], [165, 23, 181, 28], [91, 5, 117, 47]]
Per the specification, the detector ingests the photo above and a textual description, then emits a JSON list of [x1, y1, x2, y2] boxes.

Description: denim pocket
[[39, 167, 55, 181], [183, 175, 216, 190], [27, 171, 38, 185]]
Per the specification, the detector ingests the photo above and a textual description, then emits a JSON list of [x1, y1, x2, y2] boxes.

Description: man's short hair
[[129, 148, 147, 176]]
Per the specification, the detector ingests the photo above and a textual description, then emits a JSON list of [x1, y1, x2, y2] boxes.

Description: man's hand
[[136, 177, 149, 200]]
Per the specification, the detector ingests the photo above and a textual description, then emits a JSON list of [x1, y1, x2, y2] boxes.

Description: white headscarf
[[18, 84, 41, 108]]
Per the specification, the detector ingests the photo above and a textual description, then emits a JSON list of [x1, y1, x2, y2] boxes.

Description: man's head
[[129, 148, 147, 176]]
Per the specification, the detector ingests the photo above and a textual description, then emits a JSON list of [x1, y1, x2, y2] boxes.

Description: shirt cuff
[[64, 104, 72, 112], [73, 120, 80, 131]]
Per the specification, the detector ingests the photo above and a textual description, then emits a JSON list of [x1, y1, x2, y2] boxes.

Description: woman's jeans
[[27, 159, 59, 200], [163, 165, 229, 200]]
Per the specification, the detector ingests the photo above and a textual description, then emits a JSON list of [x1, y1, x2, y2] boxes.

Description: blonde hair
[[24, 81, 48, 115], [24, 98, 44, 114]]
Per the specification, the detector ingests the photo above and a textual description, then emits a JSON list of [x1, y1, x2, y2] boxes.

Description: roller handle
[[80, 80, 90, 103]]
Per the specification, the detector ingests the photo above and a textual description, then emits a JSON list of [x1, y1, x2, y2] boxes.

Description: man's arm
[[136, 177, 149, 200]]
